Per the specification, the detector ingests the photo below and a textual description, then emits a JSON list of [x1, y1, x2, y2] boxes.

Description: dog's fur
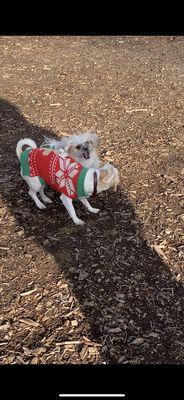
[[16, 138, 119, 225], [42, 131, 100, 169]]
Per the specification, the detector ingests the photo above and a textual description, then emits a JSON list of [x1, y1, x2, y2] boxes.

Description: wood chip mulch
[[0, 35, 184, 364]]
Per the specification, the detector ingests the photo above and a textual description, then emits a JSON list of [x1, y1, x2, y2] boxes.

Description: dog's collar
[[92, 171, 97, 196]]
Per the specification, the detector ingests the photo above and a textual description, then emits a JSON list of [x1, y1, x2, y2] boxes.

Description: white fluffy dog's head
[[42, 131, 100, 169]]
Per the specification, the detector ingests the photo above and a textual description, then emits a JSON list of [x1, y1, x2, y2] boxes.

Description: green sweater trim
[[20, 149, 31, 176], [77, 167, 88, 197], [20, 148, 45, 186]]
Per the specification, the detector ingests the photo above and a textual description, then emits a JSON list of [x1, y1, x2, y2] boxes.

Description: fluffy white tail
[[16, 138, 37, 159], [41, 136, 64, 149]]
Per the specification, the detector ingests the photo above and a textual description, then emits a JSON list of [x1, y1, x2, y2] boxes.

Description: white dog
[[16, 138, 119, 225], [42, 131, 100, 169]]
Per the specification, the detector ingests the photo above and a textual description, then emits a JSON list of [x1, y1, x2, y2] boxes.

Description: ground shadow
[[0, 99, 184, 364]]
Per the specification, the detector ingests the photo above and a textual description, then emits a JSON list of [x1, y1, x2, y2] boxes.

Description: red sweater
[[20, 147, 88, 199]]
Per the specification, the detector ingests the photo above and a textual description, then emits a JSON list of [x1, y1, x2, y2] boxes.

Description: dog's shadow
[[0, 98, 184, 364]]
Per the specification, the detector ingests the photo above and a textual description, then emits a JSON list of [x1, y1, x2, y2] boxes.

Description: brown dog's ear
[[99, 166, 114, 186], [65, 143, 77, 154], [100, 166, 120, 191], [99, 170, 108, 184]]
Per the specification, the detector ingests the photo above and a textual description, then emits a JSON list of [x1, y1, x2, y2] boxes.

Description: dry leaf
[[153, 245, 167, 259], [30, 356, 38, 364], [0, 323, 10, 331], [147, 333, 159, 338], [71, 320, 78, 327], [108, 327, 122, 333], [5, 355, 15, 363], [32, 347, 46, 356], [78, 270, 89, 281], [80, 345, 89, 360], [131, 338, 144, 345], [163, 174, 176, 182], [23, 347, 31, 356]]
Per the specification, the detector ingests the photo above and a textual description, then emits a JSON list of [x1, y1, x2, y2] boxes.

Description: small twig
[[56, 340, 82, 346], [64, 308, 80, 318], [19, 319, 40, 327], [56, 339, 102, 347], [170, 193, 183, 197], [20, 288, 38, 297], [125, 108, 152, 113]]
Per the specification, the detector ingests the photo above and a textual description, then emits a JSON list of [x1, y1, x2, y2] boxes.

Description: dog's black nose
[[83, 146, 89, 151], [82, 146, 90, 159]]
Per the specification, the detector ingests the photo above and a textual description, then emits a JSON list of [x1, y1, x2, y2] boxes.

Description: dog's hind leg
[[60, 194, 85, 225], [39, 187, 53, 203], [23, 175, 46, 210], [78, 197, 99, 213], [28, 189, 46, 209]]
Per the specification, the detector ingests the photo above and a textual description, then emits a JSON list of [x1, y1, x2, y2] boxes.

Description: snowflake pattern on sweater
[[55, 154, 80, 198], [20, 148, 88, 199]]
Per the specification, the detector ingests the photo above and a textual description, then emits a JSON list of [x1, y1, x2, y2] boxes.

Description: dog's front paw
[[91, 208, 100, 214], [44, 197, 53, 204], [74, 218, 85, 226], [38, 203, 46, 210]]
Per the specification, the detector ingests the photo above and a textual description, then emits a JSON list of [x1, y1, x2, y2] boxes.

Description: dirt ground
[[0, 35, 184, 364]]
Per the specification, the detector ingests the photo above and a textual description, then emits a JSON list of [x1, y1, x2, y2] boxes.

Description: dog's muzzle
[[82, 146, 90, 159]]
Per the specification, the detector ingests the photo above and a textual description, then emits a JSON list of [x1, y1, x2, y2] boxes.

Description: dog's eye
[[76, 145, 81, 150]]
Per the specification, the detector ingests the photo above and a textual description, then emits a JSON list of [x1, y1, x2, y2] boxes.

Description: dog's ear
[[99, 165, 120, 190], [99, 165, 114, 185], [65, 143, 77, 153], [89, 133, 100, 148], [99, 170, 108, 183], [65, 144, 71, 152]]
